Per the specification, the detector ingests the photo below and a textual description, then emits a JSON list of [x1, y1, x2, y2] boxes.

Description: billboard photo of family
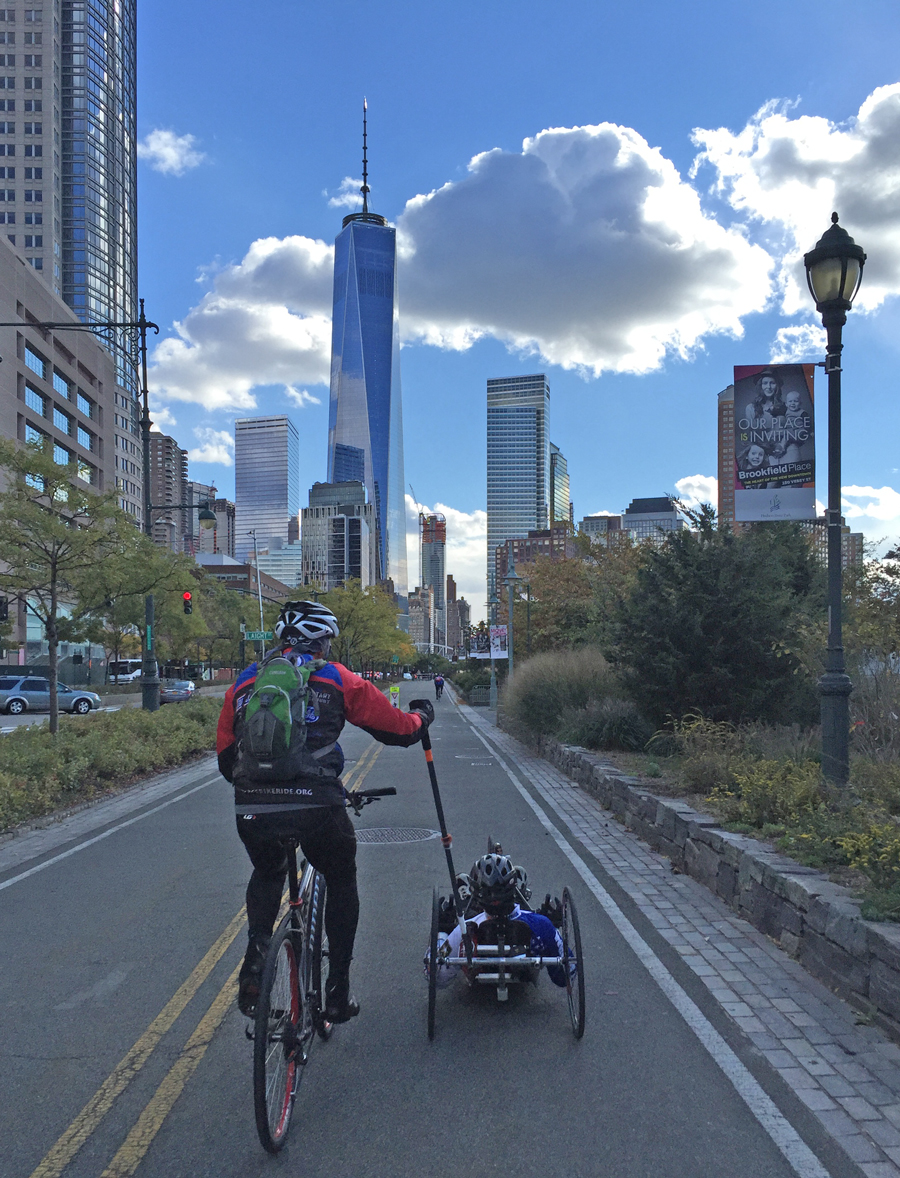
[[733, 364, 816, 522]]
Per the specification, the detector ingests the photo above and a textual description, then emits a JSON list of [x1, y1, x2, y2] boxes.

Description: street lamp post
[[803, 213, 866, 785], [248, 530, 266, 659], [488, 591, 500, 710], [504, 561, 522, 680]]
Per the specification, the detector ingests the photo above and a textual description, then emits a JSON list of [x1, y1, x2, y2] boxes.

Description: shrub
[[502, 647, 622, 737], [656, 713, 745, 794], [707, 758, 822, 828], [558, 698, 653, 751], [852, 760, 900, 815], [839, 825, 900, 892], [0, 696, 220, 832]]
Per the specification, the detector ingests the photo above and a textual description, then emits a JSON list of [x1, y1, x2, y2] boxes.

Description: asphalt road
[[0, 684, 848, 1177]]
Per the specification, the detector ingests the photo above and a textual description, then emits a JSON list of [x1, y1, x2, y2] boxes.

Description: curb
[[533, 733, 900, 1040]]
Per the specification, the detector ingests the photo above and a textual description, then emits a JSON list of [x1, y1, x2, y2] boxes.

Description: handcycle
[[248, 785, 396, 1154], [426, 835, 586, 1041]]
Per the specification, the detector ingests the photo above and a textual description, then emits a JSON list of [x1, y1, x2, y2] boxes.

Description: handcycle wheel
[[253, 921, 306, 1153], [561, 887, 586, 1039], [308, 872, 333, 1041], [428, 887, 439, 1041]]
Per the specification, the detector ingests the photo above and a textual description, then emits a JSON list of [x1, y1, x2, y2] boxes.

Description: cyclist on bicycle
[[433, 674, 444, 700], [217, 600, 434, 1023]]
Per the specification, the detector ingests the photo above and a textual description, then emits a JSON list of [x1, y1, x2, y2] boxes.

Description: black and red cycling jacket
[[216, 656, 424, 812]]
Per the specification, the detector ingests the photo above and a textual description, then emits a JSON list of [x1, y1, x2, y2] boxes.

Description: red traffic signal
[[183, 591, 193, 615]]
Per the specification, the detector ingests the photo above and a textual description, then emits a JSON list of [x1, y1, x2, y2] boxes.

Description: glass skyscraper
[[486, 374, 551, 595], [550, 442, 570, 523], [327, 208, 407, 595], [234, 416, 300, 562]]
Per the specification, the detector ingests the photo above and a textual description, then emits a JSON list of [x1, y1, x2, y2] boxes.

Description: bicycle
[[249, 786, 396, 1153]]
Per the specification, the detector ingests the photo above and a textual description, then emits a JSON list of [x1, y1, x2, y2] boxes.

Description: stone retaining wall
[[536, 734, 900, 1039]]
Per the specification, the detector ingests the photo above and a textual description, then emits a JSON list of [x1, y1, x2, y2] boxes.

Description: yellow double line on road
[[30, 740, 382, 1178]]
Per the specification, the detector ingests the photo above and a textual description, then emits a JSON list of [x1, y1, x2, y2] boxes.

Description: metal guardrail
[[467, 685, 492, 706]]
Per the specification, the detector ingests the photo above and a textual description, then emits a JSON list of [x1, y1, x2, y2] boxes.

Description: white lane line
[[466, 716, 831, 1178], [0, 777, 218, 893]]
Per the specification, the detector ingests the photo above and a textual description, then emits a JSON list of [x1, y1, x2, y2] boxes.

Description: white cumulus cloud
[[675, 474, 718, 510], [770, 324, 827, 363], [285, 386, 322, 408], [149, 405, 177, 433], [693, 85, 900, 315], [150, 236, 334, 411], [187, 427, 234, 467], [405, 494, 487, 620], [326, 177, 366, 210], [398, 123, 772, 375], [137, 129, 205, 176]]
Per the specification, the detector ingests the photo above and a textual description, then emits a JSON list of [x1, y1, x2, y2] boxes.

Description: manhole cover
[[356, 827, 440, 844]]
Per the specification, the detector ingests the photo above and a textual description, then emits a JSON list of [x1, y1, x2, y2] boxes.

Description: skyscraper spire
[[361, 98, 370, 215]]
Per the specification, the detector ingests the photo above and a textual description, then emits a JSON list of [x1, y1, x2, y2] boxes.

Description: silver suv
[[0, 676, 102, 716]]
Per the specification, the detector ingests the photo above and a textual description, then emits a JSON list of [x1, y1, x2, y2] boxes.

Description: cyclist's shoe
[[324, 975, 360, 1024], [237, 935, 269, 1017]]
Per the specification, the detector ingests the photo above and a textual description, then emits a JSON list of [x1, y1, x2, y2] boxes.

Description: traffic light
[[183, 591, 193, 615]]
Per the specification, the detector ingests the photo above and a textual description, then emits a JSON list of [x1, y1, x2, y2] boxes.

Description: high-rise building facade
[[621, 496, 684, 542], [300, 480, 375, 591], [148, 431, 187, 550], [198, 497, 235, 558], [486, 373, 550, 594], [327, 197, 407, 596], [549, 442, 570, 524], [717, 385, 736, 530], [420, 513, 446, 648], [234, 415, 300, 562]]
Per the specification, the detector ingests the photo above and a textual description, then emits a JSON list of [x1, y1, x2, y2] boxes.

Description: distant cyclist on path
[[217, 600, 434, 1024], [434, 674, 444, 700]]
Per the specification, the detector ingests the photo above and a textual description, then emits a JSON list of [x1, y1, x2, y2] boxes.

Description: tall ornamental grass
[[0, 696, 221, 831]]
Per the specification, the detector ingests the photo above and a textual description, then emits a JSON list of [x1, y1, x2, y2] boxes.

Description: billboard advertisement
[[468, 624, 509, 659], [490, 625, 509, 660], [734, 364, 816, 522]]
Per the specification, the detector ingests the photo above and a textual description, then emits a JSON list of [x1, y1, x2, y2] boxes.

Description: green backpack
[[235, 653, 333, 785]]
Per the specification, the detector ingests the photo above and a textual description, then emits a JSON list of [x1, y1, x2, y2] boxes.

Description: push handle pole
[[420, 726, 472, 969]]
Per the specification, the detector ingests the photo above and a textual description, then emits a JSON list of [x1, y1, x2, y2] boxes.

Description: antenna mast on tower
[[360, 98, 370, 215]]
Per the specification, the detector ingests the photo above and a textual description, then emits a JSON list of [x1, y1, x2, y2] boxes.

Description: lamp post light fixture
[[803, 212, 866, 785], [503, 561, 522, 680]]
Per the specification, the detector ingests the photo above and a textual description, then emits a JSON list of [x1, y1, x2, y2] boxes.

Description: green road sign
[[245, 630, 273, 641], [391, 654, 399, 664]]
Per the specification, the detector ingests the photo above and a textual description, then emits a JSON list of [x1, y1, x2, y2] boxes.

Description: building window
[[23, 31, 40, 44], [28, 255, 41, 268], [0, 143, 13, 154], [5, 231, 12, 243], [0, 165, 13, 177], [22, 52, 39, 65], [52, 370, 69, 399], [23, 210, 39, 223], [24, 188, 41, 200], [0, 119, 10, 132], [24, 10, 41, 22], [23, 166, 40, 177], [24, 344, 44, 377], [0, 210, 11, 222], [0, 11, 15, 21], [24, 384, 43, 415], [23, 121, 39, 133], [23, 144, 40, 156], [25, 423, 43, 445], [53, 443, 69, 466], [23, 233, 40, 246], [77, 426, 92, 451], [0, 30, 13, 41], [0, 187, 14, 200], [53, 406, 69, 434], [0, 78, 14, 90], [0, 53, 13, 65], [76, 391, 92, 418], [77, 461, 93, 485], [23, 76, 40, 89]]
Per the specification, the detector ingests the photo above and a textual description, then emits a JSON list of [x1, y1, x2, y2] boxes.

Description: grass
[[0, 696, 221, 832]]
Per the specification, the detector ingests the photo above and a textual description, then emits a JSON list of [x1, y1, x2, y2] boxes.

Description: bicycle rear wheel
[[308, 871, 333, 1041], [561, 887, 586, 1039], [253, 921, 306, 1153]]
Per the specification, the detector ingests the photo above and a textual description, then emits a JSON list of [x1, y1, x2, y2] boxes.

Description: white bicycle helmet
[[470, 853, 518, 914], [274, 600, 340, 647]]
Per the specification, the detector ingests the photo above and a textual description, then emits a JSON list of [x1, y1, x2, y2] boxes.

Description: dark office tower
[[549, 442, 570, 524], [326, 107, 407, 597], [420, 513, 446, 647], [717, 384, 736, 530]]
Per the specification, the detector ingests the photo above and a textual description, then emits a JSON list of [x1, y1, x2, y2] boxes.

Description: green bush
[[503, 646, 623, 737], [559, 698, 653, 751], [0, 696, 220, 832], [707, 758, 822, 828]]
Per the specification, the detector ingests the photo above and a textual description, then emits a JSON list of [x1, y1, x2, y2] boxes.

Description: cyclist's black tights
[[237, 806, 359, 979]]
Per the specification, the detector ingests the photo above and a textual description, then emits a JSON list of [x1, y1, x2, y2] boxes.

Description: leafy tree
[[608, 508, 824, 726], [0, 439, 146, 731], [319, 581, 410, 670]]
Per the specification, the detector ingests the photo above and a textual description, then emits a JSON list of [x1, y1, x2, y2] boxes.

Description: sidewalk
[[463, 695, 900, 1178]]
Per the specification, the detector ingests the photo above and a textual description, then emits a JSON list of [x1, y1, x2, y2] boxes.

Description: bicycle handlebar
[[352, 787, 397, 798]]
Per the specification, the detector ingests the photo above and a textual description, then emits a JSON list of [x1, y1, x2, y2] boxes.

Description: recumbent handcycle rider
[[217, 600, 434, 1024]]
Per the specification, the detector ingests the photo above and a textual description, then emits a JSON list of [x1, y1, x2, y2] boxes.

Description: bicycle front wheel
[[253, 922, 305, 1153], [561, 887, 586, 1039]]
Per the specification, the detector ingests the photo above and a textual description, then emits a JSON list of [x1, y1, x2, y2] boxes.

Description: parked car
[[159, 679, 196, 705], [0, 676, 102, 715]]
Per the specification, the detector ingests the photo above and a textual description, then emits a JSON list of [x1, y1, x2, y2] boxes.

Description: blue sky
[[137, 0, 900, 614]]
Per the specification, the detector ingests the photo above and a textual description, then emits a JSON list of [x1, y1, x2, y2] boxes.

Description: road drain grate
[[356, 827, 440, 844]]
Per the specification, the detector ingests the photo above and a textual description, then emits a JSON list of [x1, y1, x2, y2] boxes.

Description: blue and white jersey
[[426, 906, 568, 988]]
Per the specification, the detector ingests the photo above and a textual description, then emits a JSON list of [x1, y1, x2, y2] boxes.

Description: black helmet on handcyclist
[[274, 601, 340, 652], [470, 853, 518, 915]]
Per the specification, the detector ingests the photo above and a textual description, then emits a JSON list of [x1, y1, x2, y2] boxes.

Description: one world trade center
[[327, 107, 408, 600]]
